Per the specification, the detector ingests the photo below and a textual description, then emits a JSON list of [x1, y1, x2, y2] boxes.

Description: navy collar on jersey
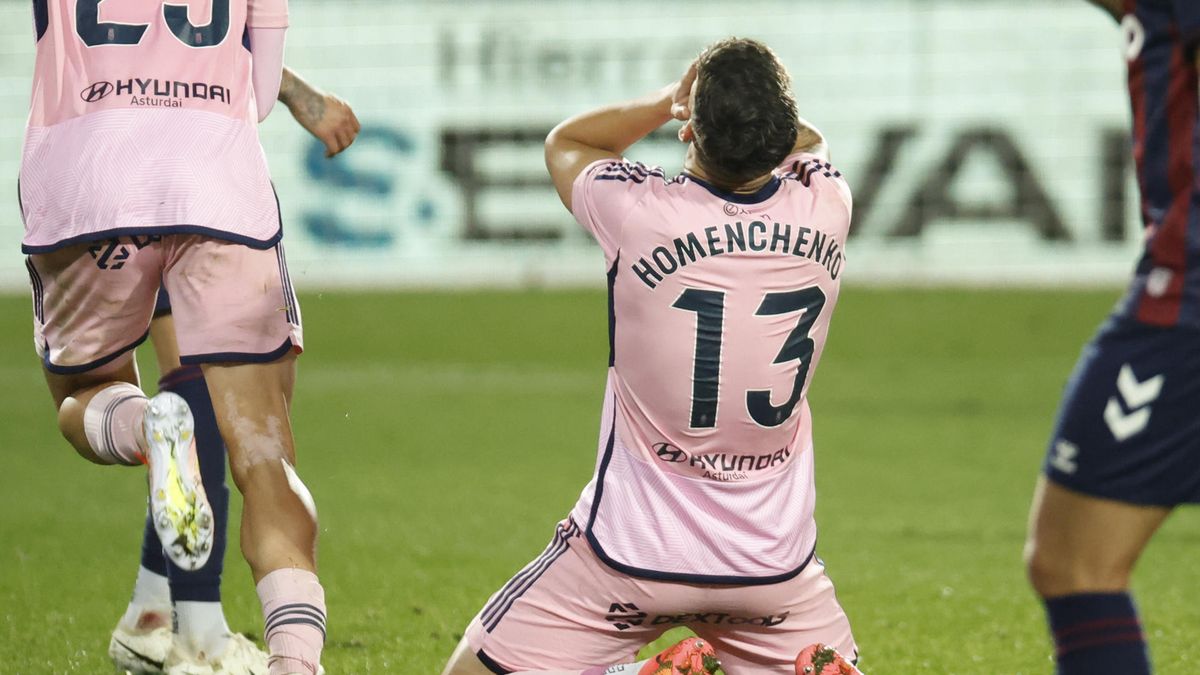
[[683, 173, 782, 204]]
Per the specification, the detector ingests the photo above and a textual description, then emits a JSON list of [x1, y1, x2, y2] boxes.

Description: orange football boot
[[795, 643, 862, 675], [639, 637, 721, 675]]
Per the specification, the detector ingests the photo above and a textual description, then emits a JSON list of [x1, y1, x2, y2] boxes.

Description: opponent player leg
[[1021, 319, 1197, 675], [1025, 478, 1166, 675]]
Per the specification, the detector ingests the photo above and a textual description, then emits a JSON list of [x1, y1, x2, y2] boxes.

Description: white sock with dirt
[[174, 600, 233, 659], [119, 565, 170, 631]]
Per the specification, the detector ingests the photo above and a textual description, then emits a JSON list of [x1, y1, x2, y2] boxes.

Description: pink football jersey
[[568, 152, 852, 582], [20, 0, 287, 252]]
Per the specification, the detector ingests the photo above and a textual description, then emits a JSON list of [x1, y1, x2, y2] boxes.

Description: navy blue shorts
[[1044, 317, 1200, 506]]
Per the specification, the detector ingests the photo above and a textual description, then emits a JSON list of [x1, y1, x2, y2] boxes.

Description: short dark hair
[[691, 38, 799, 187]]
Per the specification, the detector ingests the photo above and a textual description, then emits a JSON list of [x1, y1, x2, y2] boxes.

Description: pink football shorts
[[465, 519, 857, 674], [26, 234, 302, 374]]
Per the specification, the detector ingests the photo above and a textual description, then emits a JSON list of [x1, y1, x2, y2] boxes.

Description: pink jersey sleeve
[[571, 159, 667, 260], [247, 0, 289, 28], [249, 27, 286, 121]]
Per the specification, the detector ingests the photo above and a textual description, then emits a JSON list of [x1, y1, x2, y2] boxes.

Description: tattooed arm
[[278, 67, 362, 157]]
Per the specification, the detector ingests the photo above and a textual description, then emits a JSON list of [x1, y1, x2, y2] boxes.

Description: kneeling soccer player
[[442, 39, 861, 675]]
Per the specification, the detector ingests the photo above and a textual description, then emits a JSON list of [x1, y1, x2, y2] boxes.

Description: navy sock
[[139, 511, 169, 576], [158, 366, 229, 603], [1045, 592, 1151, 675]]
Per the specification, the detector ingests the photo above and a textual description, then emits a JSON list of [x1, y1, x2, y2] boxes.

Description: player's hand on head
[[670, 60, 698, 143], [670, 60, 697, 121]]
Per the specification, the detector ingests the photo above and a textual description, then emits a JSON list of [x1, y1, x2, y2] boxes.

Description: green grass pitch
[[1, 288, 1198, 673]]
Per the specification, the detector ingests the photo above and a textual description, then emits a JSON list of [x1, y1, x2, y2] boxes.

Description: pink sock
[[82, 382, 148, 465], [257, 568, 326, 675]]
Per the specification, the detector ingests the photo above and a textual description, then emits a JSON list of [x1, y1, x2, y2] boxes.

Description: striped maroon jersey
[[1116, 0, 1200, 326]]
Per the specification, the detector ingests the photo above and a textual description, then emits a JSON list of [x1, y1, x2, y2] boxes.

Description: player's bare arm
[[279, 67, 362, 157], [793, 117, 829, 162], [545, 63, 694, 211]]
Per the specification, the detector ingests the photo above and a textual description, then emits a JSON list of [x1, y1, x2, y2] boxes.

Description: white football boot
[[163, 633, 270, 675], [108, 623, 171, 674], [144, 392, 214, 571]]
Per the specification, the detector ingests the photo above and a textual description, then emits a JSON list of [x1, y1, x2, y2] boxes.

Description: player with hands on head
[[109, 67, 361, 675], [442, 38, 861, 675]]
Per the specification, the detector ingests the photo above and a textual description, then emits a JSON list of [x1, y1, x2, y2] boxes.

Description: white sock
[[119, 566, 170, 631], [174, 601, 233, 659]]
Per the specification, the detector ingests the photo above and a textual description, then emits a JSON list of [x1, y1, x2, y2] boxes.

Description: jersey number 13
[[673, 287, 826, 429]]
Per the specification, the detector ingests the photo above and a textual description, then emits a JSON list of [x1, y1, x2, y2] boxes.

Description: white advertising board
[[0, 0, 1140, 290]]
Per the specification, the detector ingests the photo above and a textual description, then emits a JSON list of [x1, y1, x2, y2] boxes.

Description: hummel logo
[[605, 602, 647, 631], [1103, 364, 1163, 442], [1050, 440, 1079, 475]]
